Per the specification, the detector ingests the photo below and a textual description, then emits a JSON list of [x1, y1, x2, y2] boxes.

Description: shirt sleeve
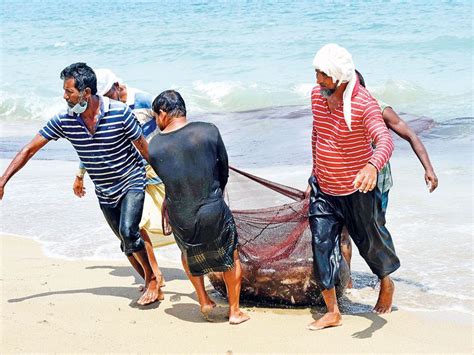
[[38, 115, 65, 141], [122, 106, 143, 141], [376, 98, 392, 114], [363, 99, 394, 171]]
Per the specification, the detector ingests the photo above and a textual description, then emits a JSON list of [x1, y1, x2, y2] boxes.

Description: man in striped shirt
[[72, 69, 167, 290], [0, 63, 162, 305], [306, 44, 400, 330]]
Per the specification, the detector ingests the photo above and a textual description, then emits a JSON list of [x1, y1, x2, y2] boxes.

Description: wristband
[[76, 168, 86, 179]]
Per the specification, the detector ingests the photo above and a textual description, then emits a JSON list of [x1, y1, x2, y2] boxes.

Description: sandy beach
[[1, 234, 471, 354]]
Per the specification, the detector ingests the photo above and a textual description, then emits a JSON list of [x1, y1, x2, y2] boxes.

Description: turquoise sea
[[1, 0, 472, 121], [0, 1, 472, 315]]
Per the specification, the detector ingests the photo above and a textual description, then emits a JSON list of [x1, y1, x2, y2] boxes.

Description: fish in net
[[207, 166, 349, 306]]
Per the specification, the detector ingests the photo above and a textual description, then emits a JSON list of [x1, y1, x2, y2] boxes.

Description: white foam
[[0, 90, 65, 125], [192, 80, 242, 106], [292, 83, 313, 99], [53, 41, 68, 48]]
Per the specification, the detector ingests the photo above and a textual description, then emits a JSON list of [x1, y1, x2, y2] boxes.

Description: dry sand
[[1, 234, 472, 354]]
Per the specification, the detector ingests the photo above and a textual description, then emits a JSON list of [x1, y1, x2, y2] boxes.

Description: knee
[[119, 220, 136, 241], [119, 222, 143, 255]]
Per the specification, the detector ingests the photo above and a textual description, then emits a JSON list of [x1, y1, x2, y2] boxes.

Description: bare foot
[[229, 311, 250, 325], [200, 300, 217, 321], [307, 312, 342, 331], [139, 277, 164, 295], [373, 276, 394, 313], [157, 274, 166, 288], [137, 279, 162, 305]]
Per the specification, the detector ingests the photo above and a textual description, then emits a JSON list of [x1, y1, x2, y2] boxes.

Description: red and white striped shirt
[[311, 80, 394, 196]]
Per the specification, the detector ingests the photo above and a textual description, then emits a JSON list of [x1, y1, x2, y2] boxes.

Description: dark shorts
[[308, 176, 400, 290], [177, 220, 238, 277], [100, 190, 145, 256], [171, 197, 238, 277]]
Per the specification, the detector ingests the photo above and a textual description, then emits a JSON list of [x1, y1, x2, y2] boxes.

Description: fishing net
[[207, 166, 349, 306]]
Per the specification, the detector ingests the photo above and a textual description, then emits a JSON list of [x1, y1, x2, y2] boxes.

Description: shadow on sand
[[8, 266, 403, 329], [8, 266, 188, 310]]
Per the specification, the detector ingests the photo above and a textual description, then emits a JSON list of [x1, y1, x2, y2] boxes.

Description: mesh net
[[208, 167, 349, 306]]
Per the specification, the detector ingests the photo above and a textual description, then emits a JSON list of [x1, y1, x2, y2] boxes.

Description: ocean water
[[0, 1, 473, 315]]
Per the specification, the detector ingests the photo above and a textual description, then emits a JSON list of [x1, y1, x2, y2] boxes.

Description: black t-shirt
[[149, 121, 230, 245]]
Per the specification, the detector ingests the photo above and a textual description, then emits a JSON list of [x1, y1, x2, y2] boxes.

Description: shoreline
[[1, 234, 472, 354]]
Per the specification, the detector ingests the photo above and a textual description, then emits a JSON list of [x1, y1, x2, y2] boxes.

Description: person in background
[[340, 70, 438, 288]]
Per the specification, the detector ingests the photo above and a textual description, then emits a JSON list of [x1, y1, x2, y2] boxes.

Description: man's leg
[[222, 250, 250, 325], [180, 253, 216, 318], [340, 226, 353, 288], [374, 276, 395, 313], [133, 248, 163, 304], [127, 254, 145, 280], [308, 182, 344, 330], [119, 190, 162, 305], [343, 189, 399, 313], [372, 189, 394, 313], [307, 288, 342, 330], [308, 215, 344, 330], [100, 204, 145, 282], [140, 229, 165, 287]]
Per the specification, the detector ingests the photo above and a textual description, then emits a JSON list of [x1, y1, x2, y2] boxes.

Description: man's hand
[[73, 176, 86, 197], [353, 163, 377, 193], [425, 170, 438, 193]]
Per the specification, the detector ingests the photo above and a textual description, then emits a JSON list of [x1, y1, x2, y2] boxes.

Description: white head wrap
[[312, 44, 356, 131], [95, 68, 120, 96]]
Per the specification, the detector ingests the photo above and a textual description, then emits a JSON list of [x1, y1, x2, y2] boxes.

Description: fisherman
[[0, 63, 162, 305], [149, 90, 249, 325], [71, 69, 166, 290], [305, 44, 400, 330]]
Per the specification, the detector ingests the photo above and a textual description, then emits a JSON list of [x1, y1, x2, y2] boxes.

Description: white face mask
[[69, 92, 88, 114]]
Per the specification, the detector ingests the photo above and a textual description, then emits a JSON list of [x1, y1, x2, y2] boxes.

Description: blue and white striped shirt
[[39, 96, 146, 207]]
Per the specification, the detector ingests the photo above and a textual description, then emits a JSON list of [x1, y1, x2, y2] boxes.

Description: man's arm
[[383, 107, 438, 192], [122, 107, 148, 161], [132, 135, 149, 162], [354, 103, 394, 193], [305, 99, 319, 199], [0, 134, 49, 199]]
